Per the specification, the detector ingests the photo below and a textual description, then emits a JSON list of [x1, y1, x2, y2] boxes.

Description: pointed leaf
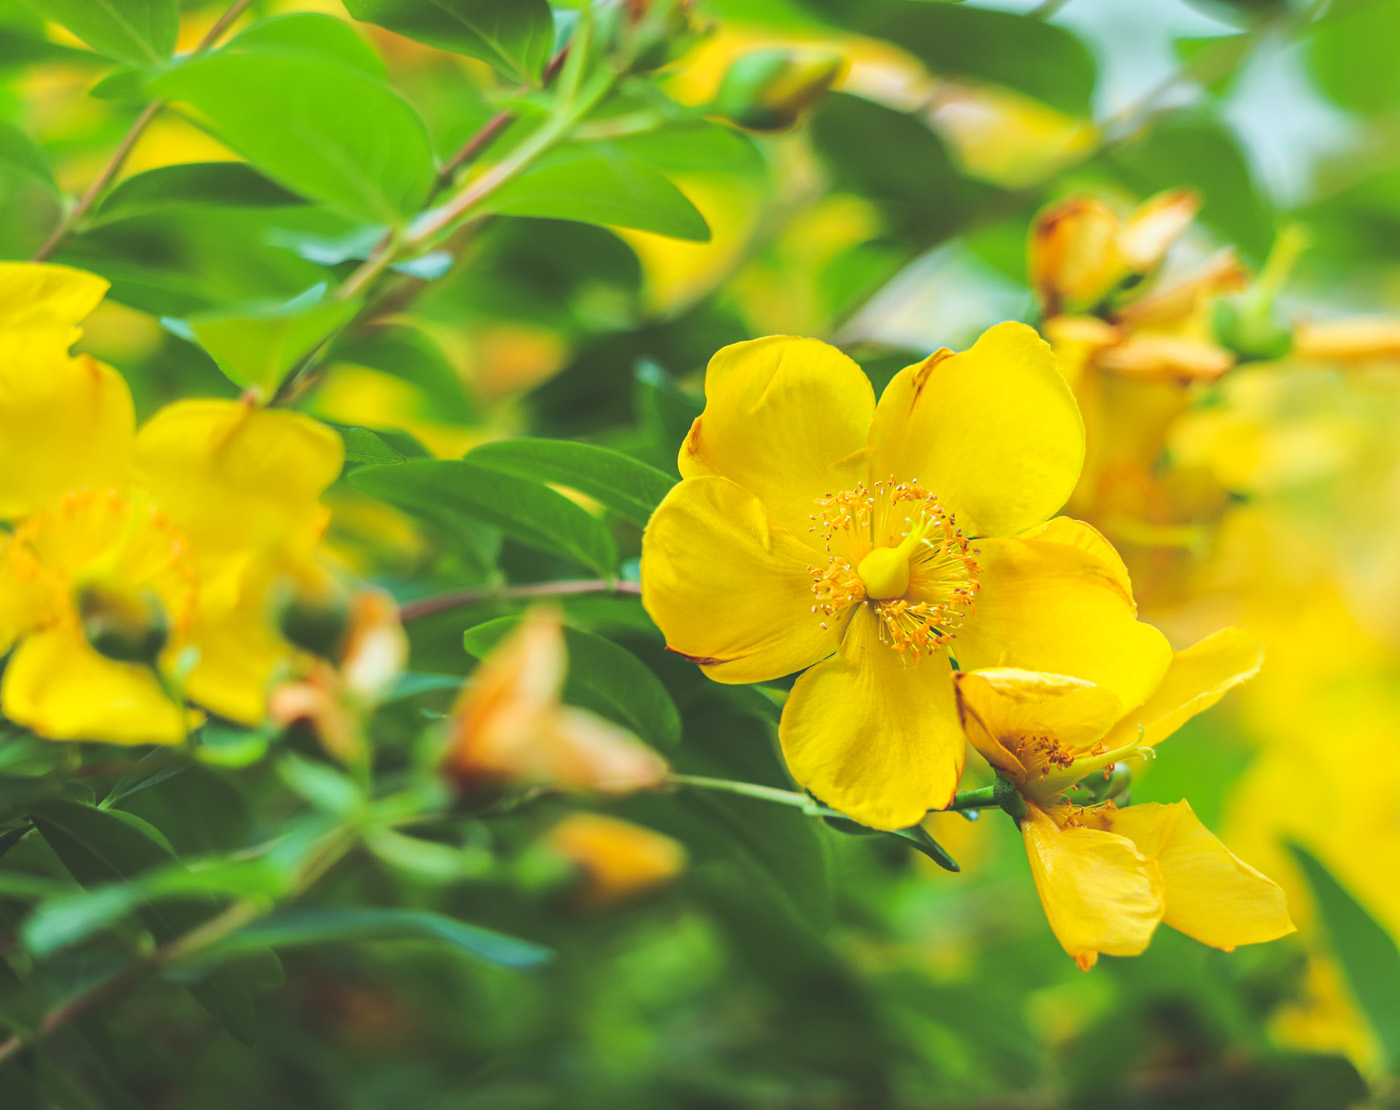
[[465, 439, 674, 526], [341, 0, 554, 83], [24, 0, 177, 67], [91, 163, 306, 225]]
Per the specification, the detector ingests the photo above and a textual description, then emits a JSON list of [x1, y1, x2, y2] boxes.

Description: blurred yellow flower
[[641, 323, 1170, 830], [444, 607, 668, 796], [954, 628, 1293, 969], [0, 263, 344, 742]]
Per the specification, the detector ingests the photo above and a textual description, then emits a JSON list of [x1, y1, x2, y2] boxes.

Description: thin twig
[[399, 579, 640, 622], [29, 0, 255, 262]]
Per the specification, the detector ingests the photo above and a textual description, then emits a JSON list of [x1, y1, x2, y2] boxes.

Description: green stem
[[668, 774, 1006, 821], [398, 578, 639, 622]]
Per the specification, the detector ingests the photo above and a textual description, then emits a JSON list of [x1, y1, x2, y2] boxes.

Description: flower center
[[3, 488, 198, 641], [808, 478, 981, 662]]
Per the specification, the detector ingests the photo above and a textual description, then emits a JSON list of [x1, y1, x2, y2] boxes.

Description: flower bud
[[713, 50, 845, 132], [545, 813, 686, 908], [76, 581, 169, 666], [1029, 197, 1127, 313]]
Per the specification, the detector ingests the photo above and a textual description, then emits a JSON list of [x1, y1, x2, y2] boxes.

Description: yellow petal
[[1118, 189, 1199, 272], [0, 263, 108, 338], [678, 336, 873, 537], [546, 813, 687, 908], [1090, 802, 1294, 951], [1100, 627, 1262, 752], [955, 518, 1171, 713], [953, 668, 1123, 782], [2, 629, 185, 743], [181, 558, 296, 724], [778, 606, 963, 830], [0, 348, 135, 518], [1029, 197, 1127, 311], [135, 399, 343, 554], [1023, 804, 1164, 969], [868, 322, 1084, 538], [641, 476, 845, 684]]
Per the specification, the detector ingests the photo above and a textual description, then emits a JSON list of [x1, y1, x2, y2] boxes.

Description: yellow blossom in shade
[[641, 322, 1171, 830], [444, 608, 668, 796], [953, 628, 1294, 970], [545, 813, 687, 909]]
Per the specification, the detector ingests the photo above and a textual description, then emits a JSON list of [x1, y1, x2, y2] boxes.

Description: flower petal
[[0, 263, 108, 338], [955, 518, 1171, 713], [868, 321, 1084, 538], [1100, 627, 1262, 752], [1090, 801, 1294, 951], [778, 607, 963, 830], [0, 348, 134, 519], [135, 400, 343, 555], [2, 629, 185, 743], [678, 336, 874, 537], [1023, 804, 1164, 970], [642, 475, 845, 684], [954, 668, 1123, 782]]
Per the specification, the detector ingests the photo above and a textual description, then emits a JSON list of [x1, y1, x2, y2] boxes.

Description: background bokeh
[[3, 0, 1400, 1105]]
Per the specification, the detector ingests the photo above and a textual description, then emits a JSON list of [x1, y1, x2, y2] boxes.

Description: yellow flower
[[444, 608, 669, 796], [0, 263, 344, 742], [641, 322, 1171, 830], [953, 628, 1294, 969]]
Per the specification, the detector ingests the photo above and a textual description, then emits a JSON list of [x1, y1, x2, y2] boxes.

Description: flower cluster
[[640, 322, 1294, 967], [0, 264, 345, 743]]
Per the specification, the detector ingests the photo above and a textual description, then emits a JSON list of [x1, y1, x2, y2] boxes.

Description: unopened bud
[[1029, 197, 1127, 314], [77, 581, 169, 666], [714, 50, 845, 132]]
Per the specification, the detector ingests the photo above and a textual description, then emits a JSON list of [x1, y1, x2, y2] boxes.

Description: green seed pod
[[713, 50, 845, 132], [77, 582, 169, 667]]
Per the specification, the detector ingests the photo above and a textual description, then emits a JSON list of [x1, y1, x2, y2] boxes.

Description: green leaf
[[465, 439, 674, 526], [337, 426, 407, 465], [808, 92, 985, 245], [1172, 33, 1253, 98], [204, 906, 552, 968], [341, 0, 554, 83], [601, 120, 765, 177], [27, 801, 260, 1046], [1105, 109, 1274, 263], [869, 2, 1097, 116], [463, 618, 681, 750], [485, 145, 711, 241], [225, 12, 387, 78], [633, 360, 702, 475], [350, 459, 618, 576], [24, 0, 177, 67], [181, 285, 359, 396], [383, 672, 464, 702], [1308, 0, 1400, 115], [1289, 842, 1400, 1070], [90, 163, 306, 225], [151, 53, 436, 225], [0, 120, 56, 194]]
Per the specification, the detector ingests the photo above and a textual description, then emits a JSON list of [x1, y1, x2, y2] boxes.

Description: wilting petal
[[135, 399, 343, 555], [955, 518, 1171, 713], [678, 335, 874, 538], [0, 262, 108, 338], [1089, 802, 1294, 951], [1023, 804, 1164, 970], [2, 628, 185, 743], [642, 476, 845, 684], [868, 322, 1084, 538], [779, 606, 963, 830], [954, 668, 1122, 782], [1029, 197, 1126, 311], [1118, 189, 1199, 272], [0, 348, 134, 519], [1100, 627, 1262, 752]]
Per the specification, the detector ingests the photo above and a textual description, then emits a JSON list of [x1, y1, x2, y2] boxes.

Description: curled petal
[[1087, 802, 1294, 951], [1023, 804, 1164, 970]]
